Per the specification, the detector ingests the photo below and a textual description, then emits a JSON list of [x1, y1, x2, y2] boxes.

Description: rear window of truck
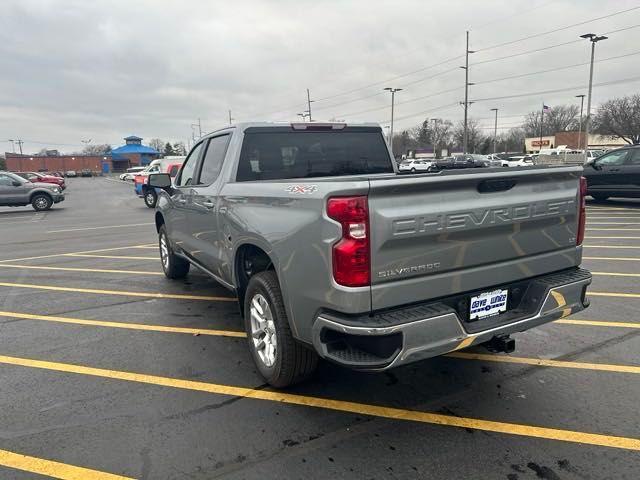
[[236, 130, 393, 181]]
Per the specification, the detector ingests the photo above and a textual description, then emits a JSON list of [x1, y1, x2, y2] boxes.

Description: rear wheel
[[159, 225, 190, 279], [591, 194, 609, 202], [31, 194, 53, 211], [410, 168, 416, 173], [244, 271, 318, 387], [144, 189, 158, 208]]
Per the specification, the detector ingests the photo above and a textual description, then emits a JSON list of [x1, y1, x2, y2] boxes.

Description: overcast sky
[[1, 0, 639, 154]]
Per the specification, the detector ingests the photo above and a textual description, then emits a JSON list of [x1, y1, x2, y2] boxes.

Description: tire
[[244, 271, 318, 388], [144, 189, 158, 208], [591, 194, 609, 202], [410, 168, 416, 173], [159, 225, 190, 279], [31, 193, 53, 211]]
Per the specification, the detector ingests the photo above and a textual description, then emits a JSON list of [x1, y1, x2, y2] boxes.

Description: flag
[[543, 104, 551, 113]]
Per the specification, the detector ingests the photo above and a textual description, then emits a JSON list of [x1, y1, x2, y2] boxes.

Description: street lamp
[[575, 94, 586, 150], [580, 33, 608, 159], [490, 108, 499, 154], [384, 87, 402, 154]]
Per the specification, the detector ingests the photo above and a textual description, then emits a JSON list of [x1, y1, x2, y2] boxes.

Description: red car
[[16, 171, 66, 190]]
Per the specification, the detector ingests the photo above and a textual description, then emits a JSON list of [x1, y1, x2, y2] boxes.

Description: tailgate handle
[[477, 178, 517, 193]]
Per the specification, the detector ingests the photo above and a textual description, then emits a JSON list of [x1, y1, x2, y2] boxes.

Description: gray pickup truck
[[149, 122, 591, 387], [0, 171, 65, 211]]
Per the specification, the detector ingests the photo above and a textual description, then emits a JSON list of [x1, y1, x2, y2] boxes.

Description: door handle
[[202, 200, 215, 209], [175, 197, 187, 205]]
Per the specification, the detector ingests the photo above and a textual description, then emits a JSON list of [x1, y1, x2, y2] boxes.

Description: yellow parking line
[[585, 236, 640, 239], [583, 256, 640, 261], [0, 311, 245, 337], [0, 264, 162, 276], [0, 355, 638, 451], [583, 245, 640, 249], [588, 216, 640, 220], [446, 352, 640, 374], [0, 448, 133, 480], [0, 282, 236, 302], [587, 222, 640, 225], [47, 223, 154, 234], [65, 254, 157, 261], [556, 319, 640, 329], [587, 228, 640, 231], [0, 244, 155, 263], [590, 291, 640, 299], [592, 271, 640, 277], [586, 207, 636, 212]]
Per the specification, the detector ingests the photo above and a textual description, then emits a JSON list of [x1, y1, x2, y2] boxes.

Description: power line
[[474, 50, 640, 85], [470, 0, 556, 31], [475, 6, 640, 52], [471, 75, 640, 103]]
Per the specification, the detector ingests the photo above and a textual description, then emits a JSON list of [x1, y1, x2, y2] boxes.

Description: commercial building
[[525, 132, 627, 153]]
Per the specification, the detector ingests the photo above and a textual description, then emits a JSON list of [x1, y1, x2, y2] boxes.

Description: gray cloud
[[1, 0, 639, 153]]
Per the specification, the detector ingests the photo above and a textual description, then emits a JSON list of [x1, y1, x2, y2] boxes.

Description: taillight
[[327, 196, 370, 287], [577, 176, 587, 245]]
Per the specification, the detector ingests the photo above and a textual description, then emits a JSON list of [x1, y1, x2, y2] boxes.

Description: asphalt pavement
[[0, 177, 639, 479]]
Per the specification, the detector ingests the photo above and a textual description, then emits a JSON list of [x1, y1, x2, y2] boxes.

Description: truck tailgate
[[368, 167, 583, 311]]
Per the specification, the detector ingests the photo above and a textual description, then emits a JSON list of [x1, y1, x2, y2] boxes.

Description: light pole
[[228, 110, 234, 125], [430, 118, 439, 158], [580, 33, 608, 159], [384, 87, 402, 154], [575, 94, 585, 150], [490, 108, 498, 154]]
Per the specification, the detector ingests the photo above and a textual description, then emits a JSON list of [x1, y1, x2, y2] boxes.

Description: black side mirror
[[148, 173, 172, 190], [12, 180, 21, 187]]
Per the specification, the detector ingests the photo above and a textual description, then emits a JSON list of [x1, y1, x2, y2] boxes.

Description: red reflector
[[327, 196, 370, 287], [577, 177, 587, 245]]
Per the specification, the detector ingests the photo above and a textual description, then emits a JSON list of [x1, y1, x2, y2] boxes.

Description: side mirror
[[12, 180, 21, 187], [148, 173, 172, 190]]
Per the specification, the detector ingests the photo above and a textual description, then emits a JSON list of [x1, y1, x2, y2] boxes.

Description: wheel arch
[[234, 243, 278, 317]]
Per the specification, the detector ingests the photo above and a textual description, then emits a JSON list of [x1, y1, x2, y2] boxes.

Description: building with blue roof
[[111, 135, 160, 170]]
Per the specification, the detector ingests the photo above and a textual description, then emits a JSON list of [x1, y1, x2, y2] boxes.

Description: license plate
[[469, 289, 508, 320]]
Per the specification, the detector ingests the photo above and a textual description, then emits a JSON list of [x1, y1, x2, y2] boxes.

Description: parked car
[[135, 157, 185, 208], [0, 171, 65, 211], [65, 170, 77, 177], [582, 145, 640, 201], [148, 121, 591, 388], [398, 159, 437, 173], [452, 154, 491, 168], [435, 157, 455, 169], [119, 166, 146, 181], [80, 169, 93, 177], [14, 171, 66, 190]]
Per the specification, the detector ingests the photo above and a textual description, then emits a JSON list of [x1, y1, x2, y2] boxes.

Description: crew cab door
[[622, 149, 640, 195], [185, 133, 232, 276], [586, 149, 632, 194], [166, 141, 204, 254], [0, 174, 28, 204]]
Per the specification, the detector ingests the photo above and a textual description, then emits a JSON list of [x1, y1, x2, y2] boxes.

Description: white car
[[119, 166, 146, 181], [398, 159, 437, 173], [501, 156, 534, 167]]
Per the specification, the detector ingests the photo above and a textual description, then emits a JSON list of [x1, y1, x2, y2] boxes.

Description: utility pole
[[460, 31, 475, 154], [7, 139, 15, 153], [228, 110, 234, 125], [383, 87, 402, 154], [490, 108, 498, 154], [580, 33, 608, 160], [198, 118, 202, 137], [15, 139, 24, 154], [575, 94, 586, 150], [431, 118, 439, 158], [539, 103, 545, 153], [306, 89, 314, 122]]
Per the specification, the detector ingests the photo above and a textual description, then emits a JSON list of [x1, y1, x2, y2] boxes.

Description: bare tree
[[523, 105, 579, 137], [82, 144, 112, 155], [453, 118, 484, 153], [497, 128, 526, 152], [173, 142, 187, 156], [148, 138, 165, 154], [592, 94, 640, 145], [392, 130, 418, 157], [412, 119, 453, 157]]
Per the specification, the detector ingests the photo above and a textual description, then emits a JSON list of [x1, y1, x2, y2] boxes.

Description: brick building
[[4, 135, 160, 173]]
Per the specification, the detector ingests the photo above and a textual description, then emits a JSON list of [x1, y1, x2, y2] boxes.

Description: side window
[[176, 142, 203, 187], [596, 150, 629, 166], [0, 174, 13, 186], [197, 134, 231, 185], [626, 149, 640, 165]]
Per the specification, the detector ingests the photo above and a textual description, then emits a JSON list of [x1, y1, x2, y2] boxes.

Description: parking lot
[[0, 177, 639, 479]]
